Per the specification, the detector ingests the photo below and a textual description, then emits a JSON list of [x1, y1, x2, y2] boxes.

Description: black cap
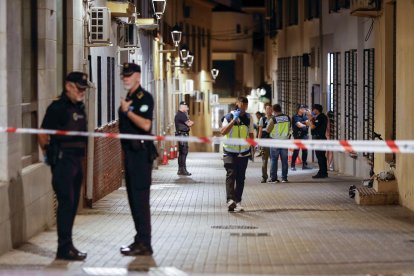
[[312, 104, 323, 113], [179, 101, 188, 106], [65, 71, 89, 89], [121, 63, 141, 77]]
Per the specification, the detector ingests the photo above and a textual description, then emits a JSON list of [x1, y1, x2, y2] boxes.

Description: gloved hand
[[232, 110, 241, 120]]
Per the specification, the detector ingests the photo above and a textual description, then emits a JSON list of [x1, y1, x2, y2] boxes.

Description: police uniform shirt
[[41, 92, 87, 149], [175, 111, 190, 133], [311, 113, 328, 139], [118, 86, 154, 140], [292, 114, 309, 138], [258, 115, 272, 138]]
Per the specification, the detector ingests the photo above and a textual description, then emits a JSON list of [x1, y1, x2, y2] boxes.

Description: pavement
[[1, 152, 414, 275]]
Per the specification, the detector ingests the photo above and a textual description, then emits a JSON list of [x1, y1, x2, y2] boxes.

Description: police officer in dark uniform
[[38, 72, 90, 261], [174, 101, 194, 176], [310, 104, 328, 178], [118, 63, 156, 256]]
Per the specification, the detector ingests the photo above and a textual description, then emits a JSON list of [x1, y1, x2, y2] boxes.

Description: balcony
[[350, 0, 382, 17]]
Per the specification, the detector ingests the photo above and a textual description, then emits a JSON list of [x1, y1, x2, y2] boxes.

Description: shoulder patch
[[137, 91, 144, 99]]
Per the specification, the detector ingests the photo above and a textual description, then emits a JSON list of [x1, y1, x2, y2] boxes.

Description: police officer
[[291, 104, 312, 170], [266, 104, 291, 183], [257, 103, 273, 183], [221, 96, 254, 212], [38, 72, 90, 261], [175, 101, 194, 176], [309, 104, 328, 178], [118, 63, 156, 256]]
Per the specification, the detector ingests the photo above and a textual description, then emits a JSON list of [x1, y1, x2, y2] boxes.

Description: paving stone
[[1, 153, 414, 275]]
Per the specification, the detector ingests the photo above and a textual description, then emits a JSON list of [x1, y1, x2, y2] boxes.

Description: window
[[344, 50, 357, 140], [276, 0, 283, 29], [97, 56, 102, 127], [184, 5, 191, 18], [327, 52, 341, 140], [111, 57, 115, 121], [236, 24, 241, 34], [277, 57, 291, 115], [192, 25, 196, 73], [287, 56, 308, 116], [21, 0, 39, 167], [305, 0, 320, 20], [329, 0, 350, 13], [197, 26, 202, 72], [207, 30, 211, 71], [363, 49, 375, 159], [202, 28, 205, 47], [107, 57, 111, 123], [287, 0, 298, 26]]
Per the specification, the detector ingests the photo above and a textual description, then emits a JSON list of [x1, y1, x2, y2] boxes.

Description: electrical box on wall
[[89, 7, 112, 44], [124, 24, 140, 48]]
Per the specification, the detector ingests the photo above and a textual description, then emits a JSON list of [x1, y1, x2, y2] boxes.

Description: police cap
[[179, 101, 188, 106], [66, 71, 90, 90], [312, 104, 323, 113], [122, 63, 141, 77]]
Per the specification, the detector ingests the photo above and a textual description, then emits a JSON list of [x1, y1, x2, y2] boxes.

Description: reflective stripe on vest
[[270, 115, 290, 139], [223, 115, 250, 153]]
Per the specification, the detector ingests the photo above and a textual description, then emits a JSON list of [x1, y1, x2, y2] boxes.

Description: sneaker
[[291, 167, 296, 171], [268, 178, 280, 183], [227, 199, 236, 212], [260, 178, 267, 183], [234, 202, 244, 212], [281, 179, 288, 183], [302, 165, 312, 170]]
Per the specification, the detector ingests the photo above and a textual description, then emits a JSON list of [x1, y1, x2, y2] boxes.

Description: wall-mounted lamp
[[171, 24, 182, 48], [211, 68, 219, 80], [152, 0, 166, 20], [180, 44, 189, 61], [186, 51, 194, 68]]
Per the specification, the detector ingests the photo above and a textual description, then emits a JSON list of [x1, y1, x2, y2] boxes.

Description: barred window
[[291, 56, 308, 116], [327, 52, 341, 140], [277, 57, 290, 115], [344, 50, 357, 140], [363, 49, 375, 159]]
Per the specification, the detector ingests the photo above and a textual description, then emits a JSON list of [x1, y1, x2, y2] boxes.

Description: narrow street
[[1, 153, 414, 275]]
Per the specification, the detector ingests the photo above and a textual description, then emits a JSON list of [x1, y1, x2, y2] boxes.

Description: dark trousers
[[223, 154, 249, 203], [291, 149, 308, 167], [51, 153, 83, 251], [261, 147, 270, 180], [291, 135, 308, 167], [315, 150, 328, 175], [124, 148, 152, 246], [178, 141, 189, 168]]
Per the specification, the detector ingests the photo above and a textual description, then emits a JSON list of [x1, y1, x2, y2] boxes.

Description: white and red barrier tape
[[1, 127, 414, 154]]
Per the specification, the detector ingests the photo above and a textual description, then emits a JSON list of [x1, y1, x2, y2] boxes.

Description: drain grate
[[230, 232, 269, 237], [211, 225, 258, 230]]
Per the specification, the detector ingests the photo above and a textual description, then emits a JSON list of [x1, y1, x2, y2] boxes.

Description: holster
[[45, 143, 61, 166]]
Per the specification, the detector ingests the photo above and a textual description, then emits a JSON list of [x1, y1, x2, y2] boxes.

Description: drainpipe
[[83, 2, 94, 208]]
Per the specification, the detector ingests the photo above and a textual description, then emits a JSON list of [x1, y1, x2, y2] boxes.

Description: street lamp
[[152, 0, 166, 20], [171, 24, 182, 48], [211, 68, 219, 80], [180, 44, 189, 61], [187, 51, 194, 68]]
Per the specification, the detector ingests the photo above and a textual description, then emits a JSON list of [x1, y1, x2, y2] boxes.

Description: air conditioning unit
[[195, 91, 203, 102], [210, 94, 219, 105], [89, 7, 112, 44], [185, 79, 194, 95], [124, 24, 140, 48], [350, 0, 381, 17], [172, 78, 181, 94]]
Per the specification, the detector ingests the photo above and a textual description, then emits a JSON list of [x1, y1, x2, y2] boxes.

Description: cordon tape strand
[[1, 127, 414, 154]]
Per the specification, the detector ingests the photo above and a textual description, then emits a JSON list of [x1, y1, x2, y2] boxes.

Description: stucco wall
[[395, 0, 414, 210]]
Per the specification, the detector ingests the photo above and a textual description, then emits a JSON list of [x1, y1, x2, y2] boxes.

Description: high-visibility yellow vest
[[270, 114, 291, 140], [223, 113, 251, 154]]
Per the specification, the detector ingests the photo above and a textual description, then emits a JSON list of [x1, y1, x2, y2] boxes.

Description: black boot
[[177, 167, 185, 175], [183, 167, 192, 176]]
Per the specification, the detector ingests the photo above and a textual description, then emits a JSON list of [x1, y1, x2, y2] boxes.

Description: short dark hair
[[273, 104, 282, 113], [312, 104, 323, 113], [237, 96, 248, 104], [264, 103, 272, 108], [256, 111, 262, 115]]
